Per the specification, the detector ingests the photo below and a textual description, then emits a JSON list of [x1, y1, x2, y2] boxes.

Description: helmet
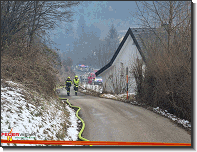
[[68, 77, 70, 79], [75, 75, 78, 78]]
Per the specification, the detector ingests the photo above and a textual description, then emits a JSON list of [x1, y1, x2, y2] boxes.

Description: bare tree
[[1, 1, 34, 47], [1, 1, 80, 49], [27, 1, 80, 46], [134, 1, 191, 54], [132, 1, 191, 121]]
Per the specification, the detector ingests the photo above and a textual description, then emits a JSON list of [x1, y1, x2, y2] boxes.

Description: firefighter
[[73, 75, 79, 96], [66, 77, 72, 96]]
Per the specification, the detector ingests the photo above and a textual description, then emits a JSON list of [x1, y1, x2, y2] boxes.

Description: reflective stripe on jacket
[[66, 79, 72, 87], [73, 79, 79, 86]]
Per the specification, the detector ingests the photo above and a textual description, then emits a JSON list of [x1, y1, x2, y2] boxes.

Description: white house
[[95, 27, 149, 94]]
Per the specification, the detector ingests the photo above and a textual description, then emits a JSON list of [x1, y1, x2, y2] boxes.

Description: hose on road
[[59, 98, 89, 142], [56, 86, 91, 144]]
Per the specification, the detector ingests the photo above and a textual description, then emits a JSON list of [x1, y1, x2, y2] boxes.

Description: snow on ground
[[153, 107, 191, 130], [81, 83, 103, 93], [65, 106, 79, 141], [81, 83, 191, 131], [101, 93, 135, 100], [1, 79, 80, 146]]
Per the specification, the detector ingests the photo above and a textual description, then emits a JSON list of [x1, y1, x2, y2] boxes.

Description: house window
[[120, 62, 124, 76]]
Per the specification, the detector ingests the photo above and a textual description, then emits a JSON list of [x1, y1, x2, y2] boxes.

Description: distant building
[[95, 27, 155, 94]]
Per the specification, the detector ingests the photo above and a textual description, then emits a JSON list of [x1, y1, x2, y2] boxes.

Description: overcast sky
[[48, 1, 139, 52]]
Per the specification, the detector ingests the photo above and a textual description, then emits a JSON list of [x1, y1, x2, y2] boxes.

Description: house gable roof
[[95, 27, 146, 77]]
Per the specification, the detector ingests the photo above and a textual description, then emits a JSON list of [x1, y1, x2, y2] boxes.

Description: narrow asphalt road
[[58, 87, 191, 143]]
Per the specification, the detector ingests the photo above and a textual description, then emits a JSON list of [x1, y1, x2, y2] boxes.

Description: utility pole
[[126, 67, 128, 100]]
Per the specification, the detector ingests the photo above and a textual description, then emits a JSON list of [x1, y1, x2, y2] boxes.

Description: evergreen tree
[[73, 16, 100, 66], [104, 24, 120, 63]]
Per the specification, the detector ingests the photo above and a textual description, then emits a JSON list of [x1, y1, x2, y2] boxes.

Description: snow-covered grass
[[153, 107, 191, 130], [1, 79, 80, 146], [81, 83, 103, 94], [80, 83, 191, 131], [101, 93, 135, 101]]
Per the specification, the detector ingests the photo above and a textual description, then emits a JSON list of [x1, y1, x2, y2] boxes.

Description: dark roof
[[131, 28, 157, 58], [95, 27, 155, 76]]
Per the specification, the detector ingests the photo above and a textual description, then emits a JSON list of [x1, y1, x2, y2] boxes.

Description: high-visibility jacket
[[73, 78, 79, 86], [66, 79, 72, 87]]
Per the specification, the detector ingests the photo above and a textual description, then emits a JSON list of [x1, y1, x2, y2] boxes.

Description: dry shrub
[[132, 58, 145, 103], [133, 29, 191, 122], [1, 35, 60, 98]]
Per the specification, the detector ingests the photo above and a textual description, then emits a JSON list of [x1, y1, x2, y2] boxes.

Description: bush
[[132, 33, 191, 122], [1, 34, 60, 98]]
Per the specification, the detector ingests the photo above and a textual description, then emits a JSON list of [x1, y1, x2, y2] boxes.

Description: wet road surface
[[58, 87, 191, 143]]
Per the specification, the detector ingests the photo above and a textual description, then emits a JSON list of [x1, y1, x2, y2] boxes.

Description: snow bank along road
[[58, 87, 191, 143], [1, 80, 79, 146]]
